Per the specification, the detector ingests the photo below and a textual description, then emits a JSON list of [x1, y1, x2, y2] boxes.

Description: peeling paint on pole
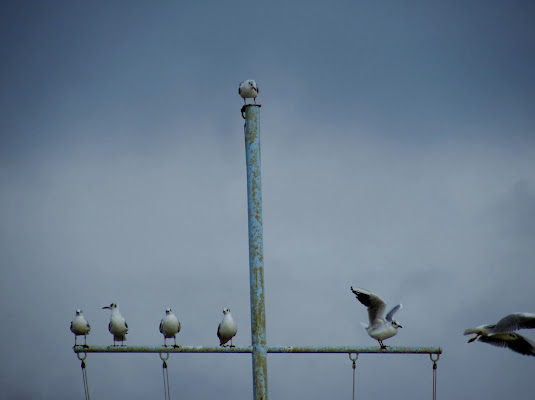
[[243, 104, 268, 400]]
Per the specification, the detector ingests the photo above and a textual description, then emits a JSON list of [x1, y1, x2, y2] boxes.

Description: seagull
[[239, 80, 259, 104], [102, 303, 128, 346], [70, 309, 90, 347], [464, 313, 535, 356], [350, 286, 402, 349], [217, 308, 238, 347], [159, 308, 181, 347]]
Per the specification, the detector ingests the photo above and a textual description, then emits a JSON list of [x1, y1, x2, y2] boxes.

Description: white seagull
[[103, 303, 128, 346], [239, 80, 259, 104], [159, 308, 181, 347], [217, 308, 238, 347], [351, 286, 402, 349], [464, 312, 535, 356], [70, 309, 91, 347]]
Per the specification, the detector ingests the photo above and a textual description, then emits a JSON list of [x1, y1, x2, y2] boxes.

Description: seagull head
[[165, 308, 172, 314], [223, 308, 230, 315], [75, 309, 83, 315], [103, 303, 118, 310], [392, 320, 402, 329]]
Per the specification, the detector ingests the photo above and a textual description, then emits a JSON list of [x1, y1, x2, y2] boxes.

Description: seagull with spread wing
[[464, 313, 535, 356], [350, 286, 402, 349]]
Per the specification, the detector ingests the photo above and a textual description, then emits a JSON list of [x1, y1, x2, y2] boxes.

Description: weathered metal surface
[[74, 345, 441, 354], [267, 346, 442, 354], [243, 104, 268, 400], [74, 345, 253, 353]]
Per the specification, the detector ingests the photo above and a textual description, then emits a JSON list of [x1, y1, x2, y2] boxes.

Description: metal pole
[[243, 104, 268, 400], [74, 345, 442, 354]]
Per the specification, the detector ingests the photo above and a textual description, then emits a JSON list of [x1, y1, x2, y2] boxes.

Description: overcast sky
[[1, 1, 535, 399]]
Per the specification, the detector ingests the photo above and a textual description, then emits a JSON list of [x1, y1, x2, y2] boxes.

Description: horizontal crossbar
[[74, 345, 441, 354]]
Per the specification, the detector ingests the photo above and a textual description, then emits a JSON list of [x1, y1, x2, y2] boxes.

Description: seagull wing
[[480, 334, 535, 356], [351, 287, 386, 323], [491, 313, 535, 334], [217, 322, 222, 339], [159, 319, 164, 334], [386, 304, 402, 322]]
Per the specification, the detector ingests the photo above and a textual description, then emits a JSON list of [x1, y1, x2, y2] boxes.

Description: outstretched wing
[[386, 304, 402, 322], [480, 334, 535, 356], [492, 313, 535, 334], [350, 286, 386, 324]]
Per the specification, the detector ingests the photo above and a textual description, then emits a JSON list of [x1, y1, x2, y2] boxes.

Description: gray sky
[[1, 1, 535, 399]]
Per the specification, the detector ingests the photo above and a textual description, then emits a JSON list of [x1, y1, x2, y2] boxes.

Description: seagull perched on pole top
[[350, 286, 402, 349], [70, 309, 90, 347], [160, 308, 181, 348], [103, 303, 128, 346], [239, 79, 259, 104], [464, 312, 535, 356], [217, 308, 238, 347]]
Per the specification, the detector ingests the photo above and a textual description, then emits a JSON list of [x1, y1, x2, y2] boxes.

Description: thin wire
[[81, 360, 90, 400], [162, 360, 171, 400], [430, 354, 439, 400], [349, 353, 358, 400]]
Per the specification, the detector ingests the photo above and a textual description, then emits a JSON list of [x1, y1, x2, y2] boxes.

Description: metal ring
[[348, 352, 359, 361], [430, 353, 440, 362], [76, 352, 87, 361], [159, 352, 170, 361]]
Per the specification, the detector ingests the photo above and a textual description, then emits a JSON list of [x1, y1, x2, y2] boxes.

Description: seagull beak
[[102, 306, 111, 309], [398, 325, 403, 328]]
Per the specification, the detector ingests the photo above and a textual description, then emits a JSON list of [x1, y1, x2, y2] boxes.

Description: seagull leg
[[83, 334, 89, 348], [230, 338, 235, 348], [173, 336, 179, 348], [378, 340, 387, 349], [467, 335, 479, 343]]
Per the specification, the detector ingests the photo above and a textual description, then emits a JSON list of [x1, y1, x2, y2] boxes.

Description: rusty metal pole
[[243, 104, 268, 400]]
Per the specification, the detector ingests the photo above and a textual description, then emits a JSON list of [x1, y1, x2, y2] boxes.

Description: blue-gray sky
[[1, 1, 535, 399]]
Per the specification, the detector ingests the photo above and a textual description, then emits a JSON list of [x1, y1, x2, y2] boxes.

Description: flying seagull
[[464, 312, 535, 356], [103, 303, 128, 346], [159, 308, 181, 347], [217, 308, 237, 347], [70, 309, 90, 347], [350, 286, 402, 349], [239, 80, 259, 104]]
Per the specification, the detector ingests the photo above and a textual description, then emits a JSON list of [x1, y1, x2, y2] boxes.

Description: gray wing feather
[[350, 287, 386, 323], [492, 313, 535, 334], [386, 304, 402, 322], [480, 334, 535, 356]]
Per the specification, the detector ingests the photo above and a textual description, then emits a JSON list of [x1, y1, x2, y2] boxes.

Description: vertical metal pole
[[243, 104, 268, 400]]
